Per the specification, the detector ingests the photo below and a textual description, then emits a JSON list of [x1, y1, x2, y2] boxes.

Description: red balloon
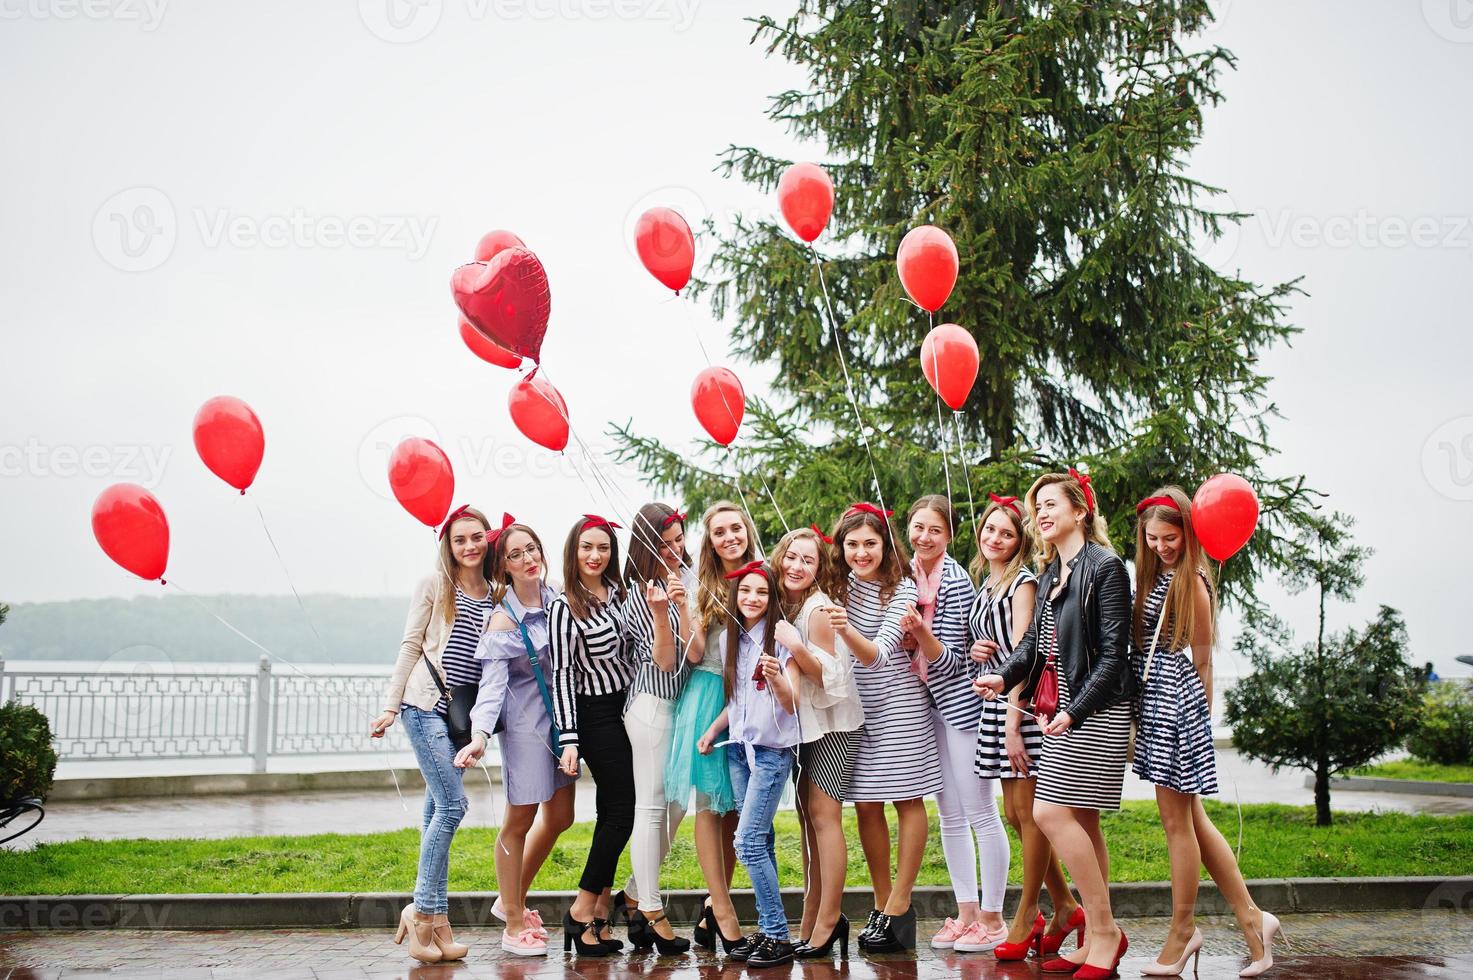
[[1191, 474, 1260, 562], [691, 366, 745, 447], [193, 395, 264, 493], [388, 437, 454, 528], [777, 163, 834, 243], [897, 225, 959, 313], [451, 247, 552, 363], [458, 317, 521, 369], [509, 374, 569, 452], [92, 483, 169, 582], [634, 207, 695, 292], [474, 229, 525, 263], [920, 323, 979, 411]]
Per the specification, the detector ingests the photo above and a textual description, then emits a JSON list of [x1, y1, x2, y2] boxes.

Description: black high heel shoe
[[692, 895, 714, 949], [591, 917, 623, 953], [858, 905, 916, 953], [795, 913, 849, 959], [857, 908, 882, 945], [563, 910, 614, 957], [628, 910, 691, 955]]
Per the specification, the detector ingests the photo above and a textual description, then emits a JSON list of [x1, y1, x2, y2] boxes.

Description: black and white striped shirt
[[623, 581, 690, 704], [433, 586, 496, 715], [547, 587, 635, 746], [921, 554, 981, 730]]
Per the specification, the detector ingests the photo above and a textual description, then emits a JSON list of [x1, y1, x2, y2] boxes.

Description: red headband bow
[[723, 559, 767, 580], [438, 504, 473, 540], [845, 502, 894, 521], [810, 523, 834, 544], [661, 510, 686, 529], [581, 514, 621, 532], [486, 512, 516, 546], [987, 493, 1021, 518], [1068, 467, 1096, 513], [1136, 495, 1181, 514]]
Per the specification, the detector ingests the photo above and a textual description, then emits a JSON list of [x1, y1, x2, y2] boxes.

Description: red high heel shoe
[[993, 913, 1044, 961], [1072, 929, 1128, 980], [1040, 905, 1086, 956]]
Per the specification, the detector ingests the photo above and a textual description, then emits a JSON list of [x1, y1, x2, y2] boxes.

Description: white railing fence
[[0, 655, 405, 773]]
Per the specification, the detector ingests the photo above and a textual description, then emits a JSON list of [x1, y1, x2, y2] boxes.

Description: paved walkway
[[2, 911, 1471, 977], [18, 750, 1472, 850]]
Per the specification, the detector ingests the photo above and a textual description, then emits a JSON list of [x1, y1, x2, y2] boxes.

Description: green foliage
[[1355, 759, 1473, 784], [1405, 682, 1473, 767], [612, 0, 1319, 594], [1225, 515, 1419, 825], [5, 801, 1473, 895], [0, 701, 58, 804]]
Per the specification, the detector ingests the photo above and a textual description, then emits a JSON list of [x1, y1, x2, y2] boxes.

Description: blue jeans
[[728, 743, 795, 940], [401, 705, 468, 915]]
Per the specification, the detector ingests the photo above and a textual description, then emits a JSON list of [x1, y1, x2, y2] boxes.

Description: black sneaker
[[747, 936, 796, 968], [727, 932, 763, 961]]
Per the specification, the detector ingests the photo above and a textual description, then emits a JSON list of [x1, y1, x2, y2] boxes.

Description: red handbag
[[1033, 652, 1060, 720]]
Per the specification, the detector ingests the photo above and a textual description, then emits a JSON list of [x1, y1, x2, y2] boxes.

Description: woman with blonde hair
[[770, 525, 862, 960], [371, 505, 494, 964], [969, 494, 1082, 961], [976, 470, 1134, 980], [1132, 486, 1279, 977]]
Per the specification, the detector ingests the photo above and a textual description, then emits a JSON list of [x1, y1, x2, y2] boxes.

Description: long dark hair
[[723, 564, 780, 699], [560, 516, 621, 620], [827, 507, 910, 607], [625, 502, 687, 588]]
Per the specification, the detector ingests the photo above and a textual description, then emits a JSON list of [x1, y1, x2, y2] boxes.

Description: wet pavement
[[2, 910, 1472, 978], [19, 750, 1473, 851]]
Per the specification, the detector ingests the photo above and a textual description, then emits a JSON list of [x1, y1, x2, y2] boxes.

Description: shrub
[[1406, 682, 1473, 766], [0, 701, 57, 804]]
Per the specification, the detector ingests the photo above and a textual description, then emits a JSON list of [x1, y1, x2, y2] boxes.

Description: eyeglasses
[[506, 543, 541, 565]]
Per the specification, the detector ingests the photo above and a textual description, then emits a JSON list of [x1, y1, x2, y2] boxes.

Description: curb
[[1308, 774, 1473, 798], [48, 769, 472, 802], [5, 877, 1470, 931]]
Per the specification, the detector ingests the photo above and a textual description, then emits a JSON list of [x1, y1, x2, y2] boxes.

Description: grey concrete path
[[3, 910, 1472, 978]]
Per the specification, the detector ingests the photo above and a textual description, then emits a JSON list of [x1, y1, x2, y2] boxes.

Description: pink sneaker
[[954, 922, 1009, 953], [931, 917, 968, 949], [501, 926, 549, 956], [492, 898, 548, 939]]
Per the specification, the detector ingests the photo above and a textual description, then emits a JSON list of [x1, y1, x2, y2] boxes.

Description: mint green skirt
[[665, 669, 735, 813]]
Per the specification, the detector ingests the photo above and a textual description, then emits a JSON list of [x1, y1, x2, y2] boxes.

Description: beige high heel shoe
[[394, 904, 443, 963], [1141, 927, 1202, 976], [1239, 910, 1285, 977], [431, 912, 469, 960]]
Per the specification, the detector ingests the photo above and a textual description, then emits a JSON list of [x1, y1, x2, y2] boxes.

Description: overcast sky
[[2, 1, 1470, 675]]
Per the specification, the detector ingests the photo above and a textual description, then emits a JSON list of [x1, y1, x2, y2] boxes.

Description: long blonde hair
[[1026, 471, 1113, 568], [696, 501, 761, 631], [436, 507, 493, 626], [769, 526, 832, 622], [968, 496, 1036, 595], [1133, 485, 1217, 651]]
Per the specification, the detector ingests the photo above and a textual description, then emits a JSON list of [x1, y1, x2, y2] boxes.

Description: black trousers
[[575, 689, 636, 894]]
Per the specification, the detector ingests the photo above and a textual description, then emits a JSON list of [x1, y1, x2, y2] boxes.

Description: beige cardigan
[[382, 574, 456, 713]]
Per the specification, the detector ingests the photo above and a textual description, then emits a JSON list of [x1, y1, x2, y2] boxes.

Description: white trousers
[[933, 709, 1009, 911], [623, 691, 686, 912]]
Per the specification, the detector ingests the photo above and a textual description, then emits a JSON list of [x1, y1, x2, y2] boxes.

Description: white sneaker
[[953, 922, 1009, 953]]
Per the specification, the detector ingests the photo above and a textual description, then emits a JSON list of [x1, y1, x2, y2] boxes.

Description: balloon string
[[929, 313, 954, 510], [725, 448, 765, 555], [253, 500, 329, 655], [166, 579, 411, 812], [950, 412, 978, 527], [809, 247, 897, 556]]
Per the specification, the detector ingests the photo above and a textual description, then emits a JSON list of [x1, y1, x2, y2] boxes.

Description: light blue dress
[[664, 621, 736, 813]]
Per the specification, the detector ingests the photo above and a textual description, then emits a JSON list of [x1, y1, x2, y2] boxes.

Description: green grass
[[1354, 759, 1473, 783], [5, 801, 1471, 895]]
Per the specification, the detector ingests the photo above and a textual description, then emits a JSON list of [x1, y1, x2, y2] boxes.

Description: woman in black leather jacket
[[975, 471, 1134, 979]]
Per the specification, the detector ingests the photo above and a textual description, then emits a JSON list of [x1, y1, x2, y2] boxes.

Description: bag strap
[[503, 598, 563, 747], [1138, 589, 1169, 686]]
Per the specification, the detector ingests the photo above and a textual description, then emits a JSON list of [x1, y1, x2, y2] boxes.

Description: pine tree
[[612, 0, 1319, 600]]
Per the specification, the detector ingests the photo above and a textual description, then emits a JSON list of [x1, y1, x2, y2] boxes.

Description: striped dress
[[622, 580, 690, 708], [846, 574, 944, 801], [972, 567, 1041, 779], [1131, 569, 1218, 795], [547, 586, 635, 748], [919, 555, 982, 731], [1032, 590, 1134, 811], [422, 586, 495, 716]]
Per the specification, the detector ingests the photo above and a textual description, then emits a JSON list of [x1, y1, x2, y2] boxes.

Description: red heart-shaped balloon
[[451, 247, 551, 363]]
